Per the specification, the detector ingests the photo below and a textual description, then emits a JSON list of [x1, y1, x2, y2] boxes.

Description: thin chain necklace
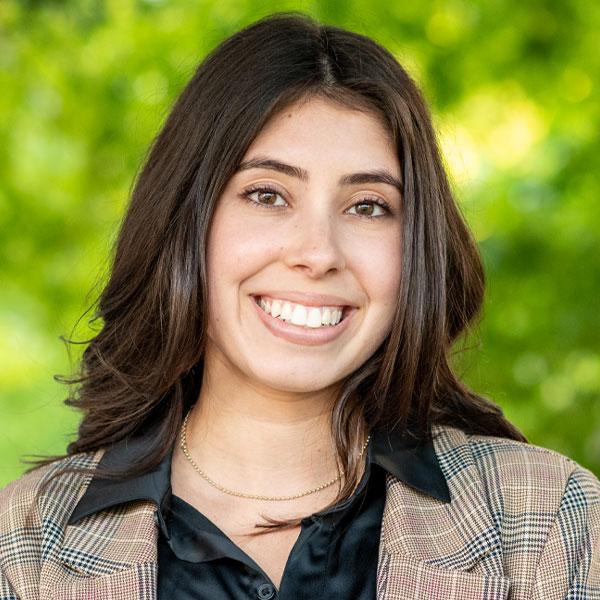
[[179, 407, 371, 501]]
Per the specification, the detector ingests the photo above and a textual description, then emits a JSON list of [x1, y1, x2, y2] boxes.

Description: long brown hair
[[26, 11, 526, 531]]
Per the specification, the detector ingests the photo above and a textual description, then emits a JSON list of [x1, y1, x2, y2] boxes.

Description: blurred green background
[[1, 0, 598, 486]]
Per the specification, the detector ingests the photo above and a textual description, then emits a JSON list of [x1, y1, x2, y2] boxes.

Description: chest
[[169, 494, 306, 589], [169, 452, 343, 589], [228, 525, 302, 589]]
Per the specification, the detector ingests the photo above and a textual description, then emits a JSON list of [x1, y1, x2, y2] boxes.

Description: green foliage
[[1, 0, 598, 485]]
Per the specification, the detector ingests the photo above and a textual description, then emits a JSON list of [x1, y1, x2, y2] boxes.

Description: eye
[[239, 185, 287, 208], [347, 198, 391, 220]]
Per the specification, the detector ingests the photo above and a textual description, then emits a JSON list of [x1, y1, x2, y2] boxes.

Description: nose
[[283, 206, 346, 278]]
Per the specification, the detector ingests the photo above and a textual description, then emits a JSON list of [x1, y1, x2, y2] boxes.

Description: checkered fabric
[[1, 425, 598, 599]]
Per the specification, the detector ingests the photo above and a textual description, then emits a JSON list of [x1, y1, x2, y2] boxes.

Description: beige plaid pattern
[[1, 425, 598, 599]]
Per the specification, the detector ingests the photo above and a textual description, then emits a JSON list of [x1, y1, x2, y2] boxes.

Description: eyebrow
[[236, 157, 403, 194]]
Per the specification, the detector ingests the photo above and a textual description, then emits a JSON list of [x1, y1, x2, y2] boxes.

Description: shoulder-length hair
[[27, 11, 526, 531]]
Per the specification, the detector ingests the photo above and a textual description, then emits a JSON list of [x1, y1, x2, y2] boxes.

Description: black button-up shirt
[[69, 421, 450, 599]]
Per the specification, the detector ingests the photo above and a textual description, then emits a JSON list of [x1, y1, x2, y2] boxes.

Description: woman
[[1, 11, 598, 600]]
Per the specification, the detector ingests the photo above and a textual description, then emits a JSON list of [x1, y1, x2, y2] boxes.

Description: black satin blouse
[[68, 422, 450, 599], [158, 457, 387, 599]]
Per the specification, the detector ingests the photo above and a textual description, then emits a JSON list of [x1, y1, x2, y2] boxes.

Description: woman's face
[[205, 95, 402, 394]]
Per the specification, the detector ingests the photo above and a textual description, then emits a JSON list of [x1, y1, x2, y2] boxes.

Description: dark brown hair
[[26, 11, 526, 532]]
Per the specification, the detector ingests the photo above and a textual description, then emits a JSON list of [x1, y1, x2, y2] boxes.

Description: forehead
[[245, 96, 399, 172]]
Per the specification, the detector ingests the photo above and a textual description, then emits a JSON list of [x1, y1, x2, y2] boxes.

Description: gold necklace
[[179, 408, 371, 501]]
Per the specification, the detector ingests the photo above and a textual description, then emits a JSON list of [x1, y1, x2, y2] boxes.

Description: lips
[[250, 294, 357, 346]]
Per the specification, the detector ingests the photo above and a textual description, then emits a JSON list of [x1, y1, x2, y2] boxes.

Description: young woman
[[1, 12, 598, 600]]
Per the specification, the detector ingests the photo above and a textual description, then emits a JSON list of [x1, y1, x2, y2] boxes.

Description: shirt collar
[[68, 421, 451, 531]]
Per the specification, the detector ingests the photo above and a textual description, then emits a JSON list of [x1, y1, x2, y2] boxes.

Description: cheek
[[347, 232, 401, 306], [206, 205, 280, 292]]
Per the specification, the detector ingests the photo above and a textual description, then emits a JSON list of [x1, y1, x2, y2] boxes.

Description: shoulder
[[0, 450, 106, 595], [432, 423, 600, 509], [0, 450, 104, 554]]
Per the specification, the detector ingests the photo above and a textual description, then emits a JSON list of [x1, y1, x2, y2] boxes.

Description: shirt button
[[256, 582, 276, 599]]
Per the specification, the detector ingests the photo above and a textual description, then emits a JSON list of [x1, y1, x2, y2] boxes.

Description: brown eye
[[240, 185, 287, 209], [354, 202, 376, 216], [255, 190, 280, 205], [348, 199, 390, 220]]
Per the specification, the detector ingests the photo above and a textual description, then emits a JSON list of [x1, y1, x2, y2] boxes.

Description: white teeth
[[290, 304, 307, 326], [270, 299, 282, 317], [306, 307, 322, 328], [280, 301, 294, 321], [256, 296, 346, 328]]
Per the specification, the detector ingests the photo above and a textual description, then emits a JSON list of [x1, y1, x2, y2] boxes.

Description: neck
[[180, 359, 347, 498]]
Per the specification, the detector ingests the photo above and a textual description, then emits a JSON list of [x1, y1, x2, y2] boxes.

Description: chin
[[246, 366, 342, 394]]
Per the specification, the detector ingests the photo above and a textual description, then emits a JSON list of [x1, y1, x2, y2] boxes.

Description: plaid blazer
[[1, 424, 598, 600]]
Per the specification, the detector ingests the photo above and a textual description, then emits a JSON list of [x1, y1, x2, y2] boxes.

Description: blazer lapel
[[42, 448, 159, 600], [48, 501, 159, 599], [376, 425, 511, 600]]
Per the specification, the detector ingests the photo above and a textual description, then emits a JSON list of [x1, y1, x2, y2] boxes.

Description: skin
[[172, 95, 403, 525]]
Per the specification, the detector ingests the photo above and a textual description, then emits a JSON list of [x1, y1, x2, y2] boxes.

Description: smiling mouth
[[252, 295, 352, 328]]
